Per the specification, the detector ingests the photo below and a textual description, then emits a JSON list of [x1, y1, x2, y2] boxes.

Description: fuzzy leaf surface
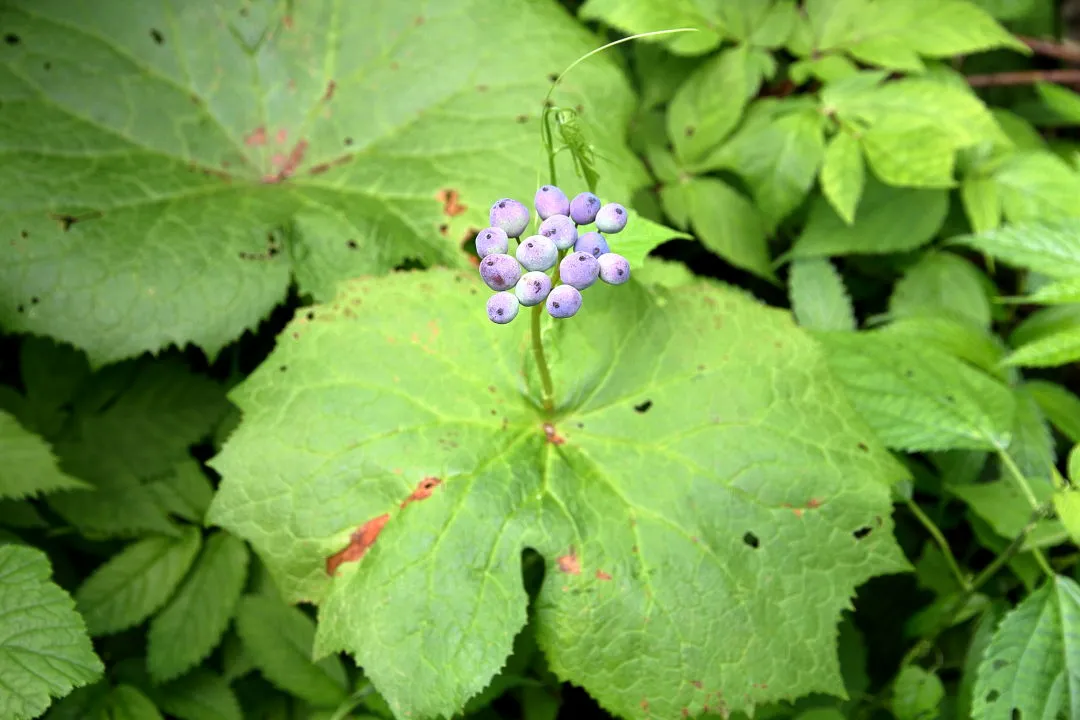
[[209, 269, 910, 720]]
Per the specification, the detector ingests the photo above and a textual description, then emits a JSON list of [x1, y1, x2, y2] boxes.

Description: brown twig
[[966, 68, 1080, 87], [1017, 35, 1080, 65]]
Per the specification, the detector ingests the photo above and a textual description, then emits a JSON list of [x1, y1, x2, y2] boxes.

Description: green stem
[[531, 304, 555, 415], [995, 447, 1055, 577], [904, 497, 971, 591], [898, 502, 1053, 670]]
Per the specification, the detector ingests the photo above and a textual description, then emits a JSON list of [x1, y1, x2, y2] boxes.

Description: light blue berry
[[515, 271, 552, 307], [574, 231, 610, 258], [534, 185, 570, 220], [515, 234, 558, 272], [546, 284, 582, 319], [538, 214, 578, 250], [559, 251, 600, 290], [595, 203, 628, 233], [598, 252, 630, 285], [475, 227, 508, 258], [569, 192, 601, 225], [479, 253, 522, 291], [489, 198, 530, 238], [487, 292, 520, 324]]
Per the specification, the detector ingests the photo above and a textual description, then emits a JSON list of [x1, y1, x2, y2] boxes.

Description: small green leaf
[[794, 178, 948, 257], [860, 121, 957, 188], [1026, 381, 1080, 444], [148, 532, 250, 683], [699, 106, 827, 227], [952, 218, 1080, 278], [820, 131, 866, 224], [970, 0, 1035, 20], [993, 151, 1080, 223], [0, 411, 87, 501], [889, 252, 992, 329], [613, 210, 691, 270], [146, 459, 216, 525], [1070, 444, 1080, 484], [0, 545, 103, 720], [847, 36, 924, 72], [686, 177, 775, 280], [890, 666, 944, 720], [578, 0, 723, 55], [103, 685, 164, 720], [789, 258, 856, 331], [1005, 325, 1080, 368], [961, 174, 1003, 234], [234, 595, 348, 708], [668, 45, 752, 163], [950, 480, 1064, 550], [1007, 385, 1056, 485], [973, 575, 1080, 720], [75, 526, 202, 636], [1036, 82, 1080, 124], [1053, 489, 1080, 547], [1015, 276, 1080, 304], [149, 669, 243, 720], [877, 317, 1007, 380], [815, 331, 1015, 451]]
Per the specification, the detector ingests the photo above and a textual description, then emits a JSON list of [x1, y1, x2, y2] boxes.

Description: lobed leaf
[[209, 268, 909, 720], [0, 545, 103, 720]]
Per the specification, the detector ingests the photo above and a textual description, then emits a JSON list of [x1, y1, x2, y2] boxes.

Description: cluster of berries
[[477, 186, 631, 324]]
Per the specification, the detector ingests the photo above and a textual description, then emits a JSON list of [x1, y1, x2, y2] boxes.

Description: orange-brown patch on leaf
[[401, 477, 442, 509], [436, 188, 467, 217], [596, 569, 612, 581], [275, 128, 288, 144], [323, 79, 337, 102], [807, 497, 823, 509], [326, 513, 391, 575], [557, 550, 581, 575], [244, 126, 267, 146], [691, 681, 703, 689], [543, 422, 566, 445]]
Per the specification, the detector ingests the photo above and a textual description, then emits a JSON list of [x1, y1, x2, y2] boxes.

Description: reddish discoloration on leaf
[[275, 128, 288, 144], [323, 79, 337, 102], [309, 162, 331, 175], [807, 497, 823, 509], [640, 699, 650, 713], [400, 477, 442, 509], [543, 422, 566, 445], [244, 126, 267, 146], [596, 569, 612, 581], [691, 680, 703, 689], [436, 188, 467, 217], [681, 710, 689, 718], [282, 15, 294, 29], [428, 320, 441, 341], [326, 513, 390, 575], [557, 551, 581, 575], [264, 140, 309, 183]]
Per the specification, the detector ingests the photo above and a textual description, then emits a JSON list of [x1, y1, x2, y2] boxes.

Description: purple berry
[[534, 185, 570, 220], [538, 214, 578, 250], [569, 192, 601, 225], [559, 251, 600, 290], [489, 198, 530, 238], [598, 253, 630, 285], [487, 292, 520, 324], [475, 227, 508, 258], [574, 231, 610, 258], [595, 203, 628, 233], [479, 253, 522, 291], [515, 234, 558, 272], [515, 271, 552, 307], [546, 284, 582, 319]]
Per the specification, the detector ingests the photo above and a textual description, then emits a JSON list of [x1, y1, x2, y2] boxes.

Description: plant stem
[[898, 503, 1053, 669], [904, 497, 971, 591], [531, 303, 555, 415], [966, 68, 1080, 86], [995, 447, 1056, 577]]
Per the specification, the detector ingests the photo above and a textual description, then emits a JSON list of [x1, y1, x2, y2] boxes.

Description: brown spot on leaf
[[807, 498, 823, 509], [692, 681, 703, 689], [323, 79, 337, 102], [282, 15, 294, 29], [477, 84, 488, 92], [401, 477, 442, 509], [245, 126, 267, 146], [326, 513, 390, 575], [414, 15, 425, 25], [640, 699, 650, 713], [557, 551, 581, 575], [438, 223, 449, 235], [436, 188, 467, 217], [264, 140, 308, 183], [309, 162, 331, 175], [53, 214, 78, 231], [275, 128, 288, 144], [543, 422, 565, 445], [596, 569, 612, 581]]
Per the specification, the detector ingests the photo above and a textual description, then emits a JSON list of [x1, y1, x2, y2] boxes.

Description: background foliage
[[2, 0, 1080, 719]]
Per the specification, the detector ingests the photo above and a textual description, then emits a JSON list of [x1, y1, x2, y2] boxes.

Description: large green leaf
[[992, 151, 1080, 223], [820, 131, 866, 224], [0, 0, 645, 364], [1027, 381, 1080, 444], [148, 532, 250, 683], [0, 411, 86, 500], [149, 669, 243, 720], [1005, 325, 1080, 368], [578, 0, 724, 55], [667, 45, 752, 164], [888, 251, 992, 329], [815, 331, 1015, 451], [952, 219, 1080, 278], [685, 177, 774, 280], [789, 258, 856, 331], [973, 575, 1080, 720], [209, 268, 909, 720], [0, 545, 103, 720], [75, 526, 202, 636], [793, 178, 948, 257]]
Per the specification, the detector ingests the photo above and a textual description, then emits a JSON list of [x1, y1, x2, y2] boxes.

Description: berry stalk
[[531, 303, 555, 414]]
